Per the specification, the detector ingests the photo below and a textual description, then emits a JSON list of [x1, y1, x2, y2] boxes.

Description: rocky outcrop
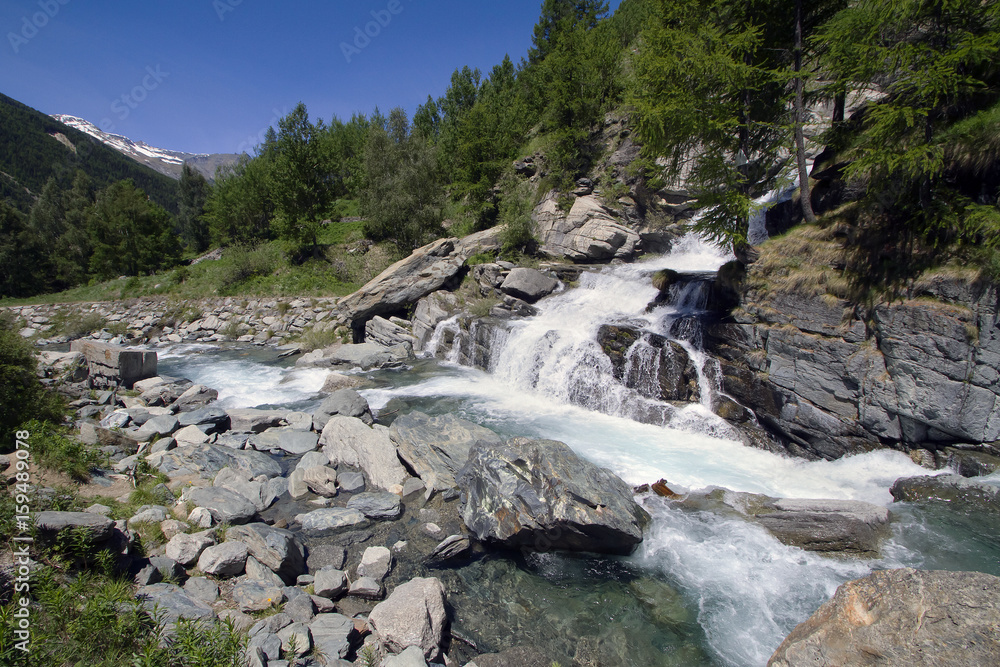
[[708, 271, 1000, 460], [535, 194, 641, 262], [338, 229, 500, 338], [499, 268, 559, 304], [457, 437, 650, 555], [890, 474, 1000, 508], [768, 568, 1000, 667], [750, 498, 890, 556]]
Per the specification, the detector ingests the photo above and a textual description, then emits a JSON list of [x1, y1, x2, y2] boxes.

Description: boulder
[[183, 576, 219, 603], [457, 437, 649, 555], [34, 511, 116, 543], [346, 491, 402, 520], [366, 315, 418, 349], [232, 577, 285, 613], [171, 384, 219, 412], [348, 576, 382, 599], [390, 412, 503, 498], [173, 425, 211, 446], [227, 408, 286, 433], [367, 577, 448, 661], [890, 474, 1000, 509], [357, 546, 392, 581], [425, 535, 472, 566], [184, 487, 257, 525], [70, 340, 157, 389], [225, 523, 307, 585], [320, 416, 408, 491], [534, 194, 640, 261], [309, 613, 357, 662], [197, 541, 249, 578], [312, 389, 373, 431], [165, 531, 216, 567], [313, 568, 348, 599], [277, 622, 312, 657], [383, 645, 429, 667], [752, 498, 891, 556], [137, 583, 216, 624], [499, 268, 559, 304], [320, 371, 372, 393], [338, 471, 366, 494], [295, 508, 370, 535], [302, 466, 339, 497], [277, 429, 320, 455], [214, 467, 270, 512], [411, 291, 461, 349], [768, 568, 1000, 667], [177, 407, 230, 434], [152, 443, 281, 479], [338, 230, 499, 332]]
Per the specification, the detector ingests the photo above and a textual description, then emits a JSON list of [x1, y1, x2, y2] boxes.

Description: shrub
[[218, 243, 282, 291], [20, 419, 100, 481], [0, 317, 63, 451]]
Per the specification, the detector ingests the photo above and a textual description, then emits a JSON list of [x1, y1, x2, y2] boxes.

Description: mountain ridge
[[51, 114, 238, 182]]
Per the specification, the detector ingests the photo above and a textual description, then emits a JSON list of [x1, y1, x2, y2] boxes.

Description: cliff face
[[707, 227, 1000, 462]]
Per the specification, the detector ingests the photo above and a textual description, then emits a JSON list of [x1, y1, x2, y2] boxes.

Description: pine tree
[[178, 164, 212, 253]]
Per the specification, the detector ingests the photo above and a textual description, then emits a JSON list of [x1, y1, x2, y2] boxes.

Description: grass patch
[[21, 419, 101, 482], [295, 325, 350, 352]]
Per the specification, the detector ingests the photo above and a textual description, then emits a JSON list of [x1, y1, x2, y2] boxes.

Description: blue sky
[[0, 1, 621, 155]]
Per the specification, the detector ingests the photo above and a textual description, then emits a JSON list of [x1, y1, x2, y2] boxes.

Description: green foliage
[[361, 108, 446, 250], [88, 180, 182, 280], [19, 419, 99, 481], [179, 164, 212, 252], [0, 318, 63, 450], [497, 176, 537, 256], [218, 243, 283, 292]]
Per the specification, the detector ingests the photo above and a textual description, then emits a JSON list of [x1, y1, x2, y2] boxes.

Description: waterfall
[[422, 232, 735, 433]]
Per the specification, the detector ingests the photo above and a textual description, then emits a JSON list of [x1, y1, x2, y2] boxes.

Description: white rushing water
[[157, 232, 947, 667]]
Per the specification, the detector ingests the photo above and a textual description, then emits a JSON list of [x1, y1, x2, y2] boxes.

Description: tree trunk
[[794, 0, 817, 223]]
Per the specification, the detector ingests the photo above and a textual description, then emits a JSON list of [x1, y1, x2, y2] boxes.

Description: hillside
[[0, 92, 180, 213]]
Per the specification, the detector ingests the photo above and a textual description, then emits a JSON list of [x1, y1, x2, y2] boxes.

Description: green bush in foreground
[[0, 314, 63, 451]]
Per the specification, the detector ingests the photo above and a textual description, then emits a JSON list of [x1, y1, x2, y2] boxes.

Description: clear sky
[[0, 1, 622, 155]]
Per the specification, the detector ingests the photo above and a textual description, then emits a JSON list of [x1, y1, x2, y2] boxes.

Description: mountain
[[52, 115, 239, 182], [0, 91, 180, 213]]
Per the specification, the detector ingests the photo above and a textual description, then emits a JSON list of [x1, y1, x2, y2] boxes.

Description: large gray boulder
[[298, 342, 413, 370], [347, 492, 402, 520], [165, 531, 216, 567], [751, 498, 890, 556], [499, 268, 559, 304], [390, 412, 503, 498], [320, 416, 408, 491], [769, 568, 1000, 667], [226, 523, 307, 585], [890, 474, 1000, 509], [534, 194, 640, 261], [227, 409, 287, 433], [368, 577, 448, 661], [309, 613, 357, 662], [137, 583, 216, 624], [70, 340, 157, 389], [34, 511, 116, 543], [457, 437, 649, 555], [184, 486, 257, 525], [338, 230, 500, 331], [295, 508, 370, 535], [197, 541, 249, 577], [411, 291, 461, 349], [133, 415, 180, 442], [312, 389, 373, 431], [177, 407, 230, 434], [151, 443, 281, 479]]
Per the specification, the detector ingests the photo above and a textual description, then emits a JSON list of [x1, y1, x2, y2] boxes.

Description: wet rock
[[320, 416, 408, 491], [390, 412, 503, 498], [457, 437, 650, 555], [890, 474, 1000, 509], [313, 389, 373, 430], [499, 268, 559, 304], [535, 194, 640, 261], [346, 492, 402, 520], [597, 325, 700, 403], [752, 498, 891, 556], [337, 471, 366, 494], [768, 568, 1000, 667], [368, 577, 448, 661], [425, 535, 472, 566], [295, 507, 370, 535]]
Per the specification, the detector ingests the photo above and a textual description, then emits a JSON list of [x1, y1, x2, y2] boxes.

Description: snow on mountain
[[51, 114, 236, 181]]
